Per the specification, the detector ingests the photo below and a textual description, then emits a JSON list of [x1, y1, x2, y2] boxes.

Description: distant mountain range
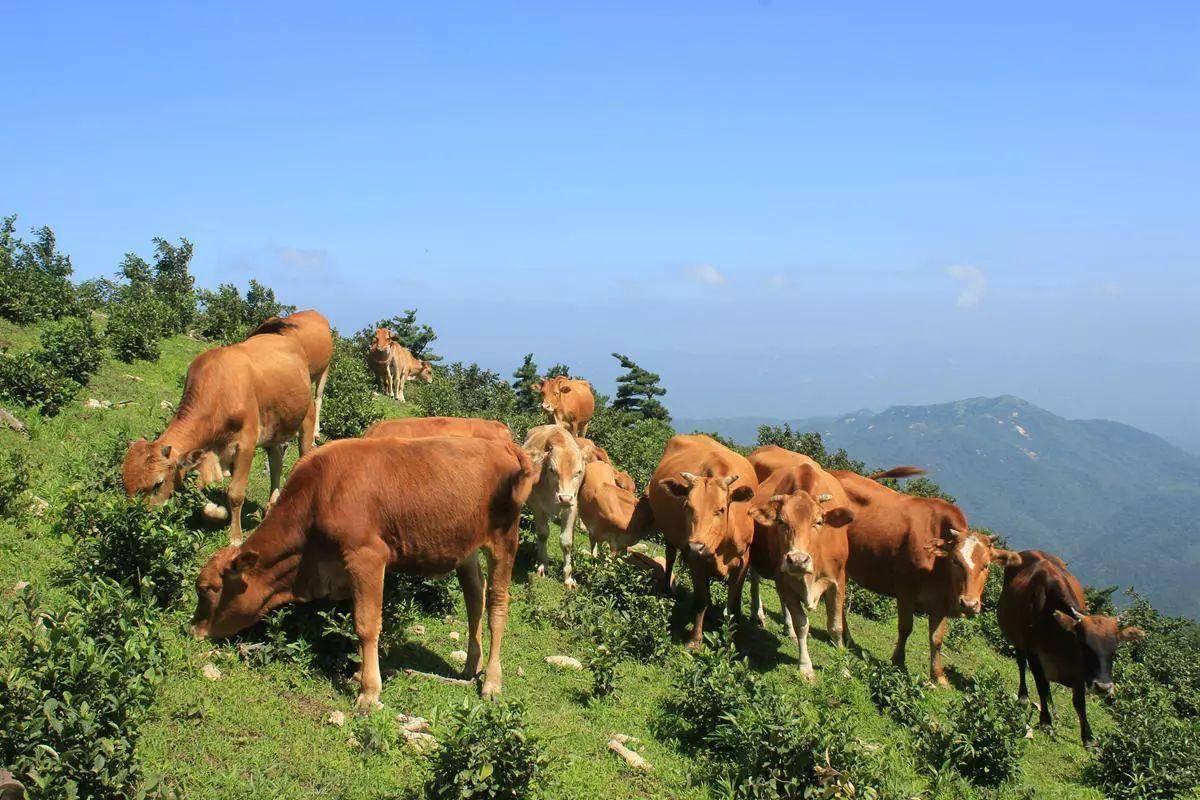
[[678, 396, 1200, 618]]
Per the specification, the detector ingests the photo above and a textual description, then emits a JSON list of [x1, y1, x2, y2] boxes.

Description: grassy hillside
[[1, 328, 1157, 799]]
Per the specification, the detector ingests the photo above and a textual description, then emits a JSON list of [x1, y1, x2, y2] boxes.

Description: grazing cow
[[537, 376, 595, 436], [998, 550, 1145, 744], [254, 310, 333, 436], [578, 460, 654, 555], [746, 446, 855, 679], [522, 424, 586, 587], [364, 415, 512, 443], [123, 327, 315, 545], [647, 434, 758, 648], [391, 344, 434, 403], [831, 466, 1021, 685], [190, 436, 533, 705], [577, 437, 635, 492]]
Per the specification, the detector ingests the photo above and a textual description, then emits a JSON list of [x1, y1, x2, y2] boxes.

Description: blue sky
[[4, 3, 1198, 447]]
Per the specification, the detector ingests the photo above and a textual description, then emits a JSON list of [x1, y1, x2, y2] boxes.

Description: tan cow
[[123, 326, 315, 545], [537, 376, 595, 436], [364, 415, 512, 443], [746, 446, 855, 679], [578, 436, 635, 492], [522, 424, 586, 587], [392, 344, 434, 403], [190, 436, 533, 705], [368, 328, 399, 398], [578, 460, 654, 556], [254, 310, 333, 436], [647, 434, 758, 647], [832, 466, 1021, 685]]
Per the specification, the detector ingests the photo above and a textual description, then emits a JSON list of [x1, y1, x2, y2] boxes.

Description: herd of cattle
[[119, 311, 1144, 745]]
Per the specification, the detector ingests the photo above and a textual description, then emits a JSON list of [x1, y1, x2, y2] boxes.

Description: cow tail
[[867, 465, 926, 481], [506, 441, 536, 508]]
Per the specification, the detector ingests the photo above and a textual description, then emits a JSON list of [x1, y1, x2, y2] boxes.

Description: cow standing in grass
[[647, 434, 758, 648], [578, 459, 654, 556], [523, 424, 586, 587], [190, 436, 533, 705], [122, 324, 316, 545]]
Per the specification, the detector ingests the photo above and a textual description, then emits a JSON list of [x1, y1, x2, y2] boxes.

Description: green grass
[[0, 331, 1117, 799]]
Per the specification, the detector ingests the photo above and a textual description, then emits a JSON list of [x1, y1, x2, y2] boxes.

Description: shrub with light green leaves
[[107, 286, 171, 363], [556, 550, 671, 661], [38, 315, 105, 385], [424, 701, 549, 800], [657, 631, 761, 753], [0, 450, 30, 517], [320, 336, 383, 439], [0, 349, 79, 415], [925, 670, 1028, 787]]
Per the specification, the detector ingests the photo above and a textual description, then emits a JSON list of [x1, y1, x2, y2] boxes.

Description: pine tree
[[611, 353, 669, 421], [545, 363, 571, 379], [512, 353, 542, 413]]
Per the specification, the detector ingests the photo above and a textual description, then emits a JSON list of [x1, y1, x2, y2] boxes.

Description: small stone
[[448, 631, 460, 641], [516, 666, 525, 677], [201, 663, 222, 681], [443, 615, 456, 625], [409, 623, 426, 636], [544, 655, 583, 671], [160, 400, 173, 410], [396, 713, 431, 733], [448, 650, 468, 665], [327, 710, 346, 727], [85, 398, 111, 409], [403, 730, 438, 753], [12, 581, 29, 593]]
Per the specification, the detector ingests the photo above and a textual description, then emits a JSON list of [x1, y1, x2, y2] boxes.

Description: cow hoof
[[564, 576, 577, 589], [354, 695, 383, 712], [481, 680, 502, 699], [798, 666, 816, 683], [202, 502, 229, 522], [933, 675, 951, 689], [535, 564, 546, 578]]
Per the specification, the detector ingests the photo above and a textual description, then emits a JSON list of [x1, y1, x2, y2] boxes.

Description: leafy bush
[[860, 659, 929, 729], [0, 450, 30, 517], [557, 551, 671, 661], [196, 279, 294, 344], [1119, 590, 1200, 719], [586, 403, 674, 492], [413, 361, 519, 421], [926, 670, 1028, 787], [424, 701, 549, 800], [38, 314, 105, 384], [846, 582, 896, 621], [320, 335, 383, 439], [107, 285, 171, 363], [1087, 664, 1200, 800], [0, 216, 80, 323], [0, 349, 79, 415], [657, 632, 761, 752], [588, 644, 618, 702], [755, 424, 866, 472], [0, 580, 166, 800]]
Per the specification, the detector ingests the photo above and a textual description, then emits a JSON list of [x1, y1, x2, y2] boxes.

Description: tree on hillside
[[355, 309, 439, 361], [755, 424, 865, 473], [611, 353, 669, 422], [149, 237, 196, 334], [196, 279, 295, 343], [545, 363, 571, 379], [512, 353, 541, 413], [0, 216, 79, 323]]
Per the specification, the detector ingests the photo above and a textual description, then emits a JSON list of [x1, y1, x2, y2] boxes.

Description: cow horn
[[817, 493, 833, 503], [723, 474, 738, 487], [948, 528, 966, 541], [680, 472, 699, 485], [1068, 606, 1084, 621]]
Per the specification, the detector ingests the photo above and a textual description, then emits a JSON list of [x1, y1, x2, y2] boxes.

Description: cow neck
[[157, 405, 225, 455], [243, 503, 307, 612]]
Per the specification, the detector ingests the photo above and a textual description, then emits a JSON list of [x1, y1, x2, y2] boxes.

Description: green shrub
[[657, 632, 760, 752], [1087, 664, 1200, 800], [846, 582, 896, 621], [926, 670, 1028, 787], [412, 361, 517, 421], [588, 644, 618, 702], [320, 336, 382, 439], [0, 216, 79, 324], [424, 701, 549, 800], [0, 349, 79, 415], [107, 286, 170, 363], [0, 450, 30, 517], [1119, 591, 1200, 719], [196, 280, 294, 344], [38, 314, 106, 384], [558, 551, 671, 661], [586, 404, 674, 491], [860, 659, 929, 730], [0, 580, 166, 799]]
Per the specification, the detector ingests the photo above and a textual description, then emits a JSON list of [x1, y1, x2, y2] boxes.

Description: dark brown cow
[[254, 310, 333, 435], [537, 376, 595, 436], [190, 436, 534, 705], [746, 446, 855, 679], [997, 550, 1144, 744], [832, 466, 1021, 684], [647, 434, 758, 647], [364, 415, 512, 443], [578, 460, 654, 555], [123, 327, 315, 545]]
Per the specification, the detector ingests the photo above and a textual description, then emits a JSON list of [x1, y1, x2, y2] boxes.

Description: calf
[[123, 327, 315, 545], [190, 436, 533, 705], [523, 424, 586, 586], [647, 434, 757, 647], [832, 466, 1021, 685], [746, 446, 855, 679], [392, 344, 434, 403], [997, 550, 1144, 744], [578, 460, 654, 555], [537, 376, 595, 436], [254, 310, 333, 436], [364, 415, 512, 443], [577, 436, 635, 492]]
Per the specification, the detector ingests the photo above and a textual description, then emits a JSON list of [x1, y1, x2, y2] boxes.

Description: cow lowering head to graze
[[578, 459, 655, 556], [536, 376, 595, 436], [577, 436, 636, 492], [522, 424, 587, 586], [256, 310, 333, 437], [190, 436, 533, 705], [647, 434, 758, 648], [831, 466, 1021, 685], [123, 326, 316, 545], [364, 415, 513, 443], [746, 446, 855, 679], [390, 344, 434, 403], [997, 550, 1144, 744]]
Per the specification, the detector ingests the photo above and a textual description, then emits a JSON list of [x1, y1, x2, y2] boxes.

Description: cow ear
[[992, 548, 1022, 567], [1119, 626, 1146, 643], [160, 444, 173, 459], [178, 449, 206, 470], [749, 499, 780, 526], [730, 485, 755, 503], [226, 551, 259, 578], [1052, 609, 1080, 632], [663, 477, 690, 498], [825, 507, 855, 528], [559, 384, 572, 393]]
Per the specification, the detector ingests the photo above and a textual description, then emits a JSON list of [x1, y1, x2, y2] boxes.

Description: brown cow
[[746, 446, 855, 679], [523, 424, 586, 586], [254, 310, 333, 436], [537, 376, 595, 436], [364, 415, 512, 443], [578, 460, 654, 556], [190, 436, 533, 705], [647, 434, 758, 648], [832, 466, 1021, 685], [997, 550, 1144, 744], [123, 326, 315, 545], [368, 328, 399, 398], [578, 436, 635, 492], [392, 344, 434, 403]]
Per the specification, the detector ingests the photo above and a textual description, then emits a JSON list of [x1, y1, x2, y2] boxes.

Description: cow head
[[190, 546, 270, 639], [1051, 609, 1146, 696], [750, 490, 854, 576], [369, 328, 392, 354], [122, 438, 206, 504], [928, 529, 1022, 616], [415, 360, 434, 383], [662, 472, 755, 576], [537, 376, 572, 414], [527, 430, 585, 507]]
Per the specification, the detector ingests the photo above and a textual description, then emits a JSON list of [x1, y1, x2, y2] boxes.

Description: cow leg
[[929, 612, 950, 687], [726, 558, 750, 627], [685, 559, 711, 649], [1015, 650, 1030, 702], [348, 550, 387, 710], [825, 580, 846, 649], [559, 505, 578, 588], [779, 583, 814, 680], [198, 452, 224, 487], [782, 602, 796, 641], [533, 512, 550, 579], [1030, 654, 1054, 727], [481, 541, 515, 698], [749, 572, 766, 626], [266, 444, 285, 507], [892, 595, 915, 668], [225, 440, 255, 546], [298, 399, 316, 455], [1072, 682, 1092, 746], [662, 543, 678, 595], [313, 365, 330, 438], [397, 372, 408, 403], [456, 553, 486, 679]]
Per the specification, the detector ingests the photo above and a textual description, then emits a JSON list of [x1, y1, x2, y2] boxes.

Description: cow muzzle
[[688, 541, 716, 563], [556, 492, 574, 506], [189, 621, 210, 640], [782, 550, 813, 575], [1090, 680, 1115, 697], [958, 597, 982, 616]]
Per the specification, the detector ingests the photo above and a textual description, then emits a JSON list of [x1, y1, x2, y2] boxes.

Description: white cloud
[[946, 265, 986, 309], [275, 246, 330, 271], [687, 263, 726, 286]]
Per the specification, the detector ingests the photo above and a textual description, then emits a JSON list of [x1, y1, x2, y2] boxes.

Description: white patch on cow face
[[958, 534, 982, 572]]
